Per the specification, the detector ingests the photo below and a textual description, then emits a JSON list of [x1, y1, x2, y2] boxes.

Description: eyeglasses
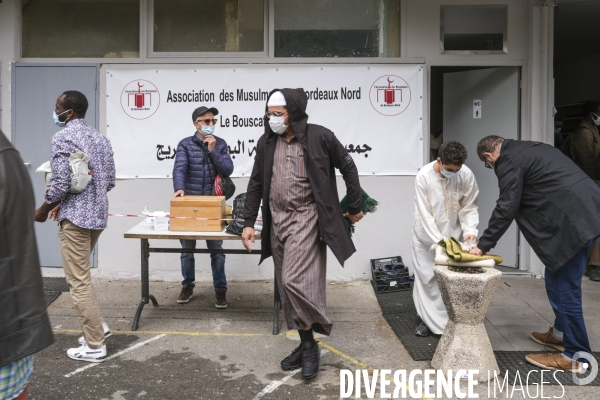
[[265, 111, 286, 118], [195, 118, 218, 125]]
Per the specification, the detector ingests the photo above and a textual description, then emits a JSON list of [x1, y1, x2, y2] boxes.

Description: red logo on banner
[[369, 75, 411, 116], [121, 79, 160, 120]]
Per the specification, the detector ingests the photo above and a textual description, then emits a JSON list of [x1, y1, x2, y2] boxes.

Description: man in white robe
[[412, 141, 479, 336]]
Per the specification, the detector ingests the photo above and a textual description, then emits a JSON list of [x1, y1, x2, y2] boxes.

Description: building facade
[[0, 0, 556, 281]]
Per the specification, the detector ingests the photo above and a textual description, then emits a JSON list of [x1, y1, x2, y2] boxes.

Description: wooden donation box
[[170, 196, 226, 232]]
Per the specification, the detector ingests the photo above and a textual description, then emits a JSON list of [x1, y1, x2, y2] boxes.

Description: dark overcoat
[[0, 133, 54, 367], [243, 88, 362, 265], [478, 139, 600, 273]]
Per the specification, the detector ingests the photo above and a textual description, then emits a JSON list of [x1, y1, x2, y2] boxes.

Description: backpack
[[35, 151, 92, 193], [68, 151, 92, 193], [225, 193, 246, 235]]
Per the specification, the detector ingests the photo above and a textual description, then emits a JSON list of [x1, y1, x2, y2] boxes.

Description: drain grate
[[44, 291, 62, 307], [43, 277, 70, 292], [373, 282, 440, 361], [43, 277, 69, 306]]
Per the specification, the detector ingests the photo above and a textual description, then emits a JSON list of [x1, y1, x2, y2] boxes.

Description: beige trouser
[[58, 219, 105, 349]]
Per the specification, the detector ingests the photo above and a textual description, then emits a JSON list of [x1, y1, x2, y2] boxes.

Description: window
[[152, 0, 265, 54], [22, 0, 140, 58], [440, 5, 507, 54], [274, 0, 401, 58]]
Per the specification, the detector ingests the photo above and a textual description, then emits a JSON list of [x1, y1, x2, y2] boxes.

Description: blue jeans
[[545, 237, 597, 360], [180, 240, 227, 291]]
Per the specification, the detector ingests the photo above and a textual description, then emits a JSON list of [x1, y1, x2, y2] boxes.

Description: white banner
[[106, 65, 423, 178]]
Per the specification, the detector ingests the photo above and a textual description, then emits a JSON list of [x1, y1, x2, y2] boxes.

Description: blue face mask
[[53, 109, 71, 127], [441, 167, 461, 179], [200, 125, 215, 136], [554, 127, 562, 134]]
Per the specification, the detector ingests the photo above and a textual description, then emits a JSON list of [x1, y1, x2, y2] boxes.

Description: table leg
[[132, 239, 158, 331], [273, 273, 281, 335]]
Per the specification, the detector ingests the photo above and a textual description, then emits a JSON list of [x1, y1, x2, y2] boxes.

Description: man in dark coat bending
[[471, 135, 600, 372], [242, 89, 363, 380]]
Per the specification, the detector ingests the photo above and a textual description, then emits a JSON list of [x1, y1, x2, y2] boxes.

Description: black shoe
[[177, 285, 193, 304], [280, 345, 303, 371], [215, 288, 228, 309], [415, 321, 431, 337], [588, 266, 600, 282], [301, 341, 320, 380]]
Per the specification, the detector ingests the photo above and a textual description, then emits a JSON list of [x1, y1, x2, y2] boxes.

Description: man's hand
[[35, 201, 59, 223], [343, 211, 364, 224], [173, 190, 185, 198], [49, 205, 61, 221], [464, 234, 478, 244], [242, 227, 255, 252], [35, 207, 49, 223], [470, 247, 486, 256], [204, 135, 217, 152]]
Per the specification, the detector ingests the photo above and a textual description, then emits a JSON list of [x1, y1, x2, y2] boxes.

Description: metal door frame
[[431, 65, 522, 269], [11, 63, 101, 267]]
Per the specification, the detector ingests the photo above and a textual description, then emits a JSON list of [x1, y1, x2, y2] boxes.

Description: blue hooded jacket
[[172, 132, 234, 195]]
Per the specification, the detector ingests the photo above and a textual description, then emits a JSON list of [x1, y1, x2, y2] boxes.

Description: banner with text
[[106, 65, 423, 178]]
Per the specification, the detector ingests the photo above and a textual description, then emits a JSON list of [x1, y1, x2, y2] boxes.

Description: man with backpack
[[172, 106, 234, 308], [35, 90, 115, 363]]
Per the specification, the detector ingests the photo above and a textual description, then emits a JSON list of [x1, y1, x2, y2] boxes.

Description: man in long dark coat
[[471, 135, 600, 372], [242, 89, 363, 380]]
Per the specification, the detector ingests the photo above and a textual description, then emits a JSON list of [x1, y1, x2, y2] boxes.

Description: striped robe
[[269, 135, 331, 335]]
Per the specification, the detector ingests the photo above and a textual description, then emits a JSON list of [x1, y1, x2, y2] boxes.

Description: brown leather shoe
[[177, 284, 193, 304], [215, 288, 228, 309], [531, 327, 565, 351], [525, 353, 582, 372]]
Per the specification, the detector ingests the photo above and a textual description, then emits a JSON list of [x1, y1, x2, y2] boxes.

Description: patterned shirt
[[0, 355, 34, 400], [45, 119, 116, 230]]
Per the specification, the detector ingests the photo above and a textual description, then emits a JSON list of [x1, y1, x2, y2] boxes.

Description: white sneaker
[[67, 343, 107, 363], [78, 322, 112, 345]]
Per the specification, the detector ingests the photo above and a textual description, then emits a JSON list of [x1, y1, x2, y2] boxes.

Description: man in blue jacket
[[173, 106, 234, 308]]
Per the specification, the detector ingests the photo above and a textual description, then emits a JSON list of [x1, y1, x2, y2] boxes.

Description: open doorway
[[430, 66, 521, 269]]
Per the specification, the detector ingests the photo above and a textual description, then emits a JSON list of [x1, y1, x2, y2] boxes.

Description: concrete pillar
[[431, 265, 502, 382], [522, 0, 556, 276], [0, 0, 21, 140]]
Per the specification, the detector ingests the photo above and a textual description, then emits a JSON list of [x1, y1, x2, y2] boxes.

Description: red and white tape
[[108, 213, 261, 222]]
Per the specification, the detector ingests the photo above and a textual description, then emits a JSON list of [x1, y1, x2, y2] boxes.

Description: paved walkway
[[486, 275, 600, 352], [30, 275, 600, 399]]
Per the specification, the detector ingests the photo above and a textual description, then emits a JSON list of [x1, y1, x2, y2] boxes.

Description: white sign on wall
[[473, 99, 482, 119], [105, 65, 423, 178]]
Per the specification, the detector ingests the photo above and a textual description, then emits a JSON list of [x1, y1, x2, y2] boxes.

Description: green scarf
[[340, 188, 378, 237]]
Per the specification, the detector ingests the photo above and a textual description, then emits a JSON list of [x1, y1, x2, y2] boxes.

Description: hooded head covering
[[264, 88, 309, 140]]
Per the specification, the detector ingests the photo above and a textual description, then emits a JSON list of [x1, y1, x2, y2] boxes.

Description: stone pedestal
[[431, 265, 502, 382]]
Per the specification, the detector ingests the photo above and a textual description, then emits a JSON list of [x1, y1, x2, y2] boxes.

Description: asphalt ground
[[30, 278, 600, 399]]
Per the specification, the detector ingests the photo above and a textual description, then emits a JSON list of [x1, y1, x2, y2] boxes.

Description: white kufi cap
[[267, 91, 287, 107]]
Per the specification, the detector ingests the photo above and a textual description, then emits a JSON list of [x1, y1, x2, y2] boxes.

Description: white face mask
[[269, 116, 288, 135], [591, 112, 600, 127]]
